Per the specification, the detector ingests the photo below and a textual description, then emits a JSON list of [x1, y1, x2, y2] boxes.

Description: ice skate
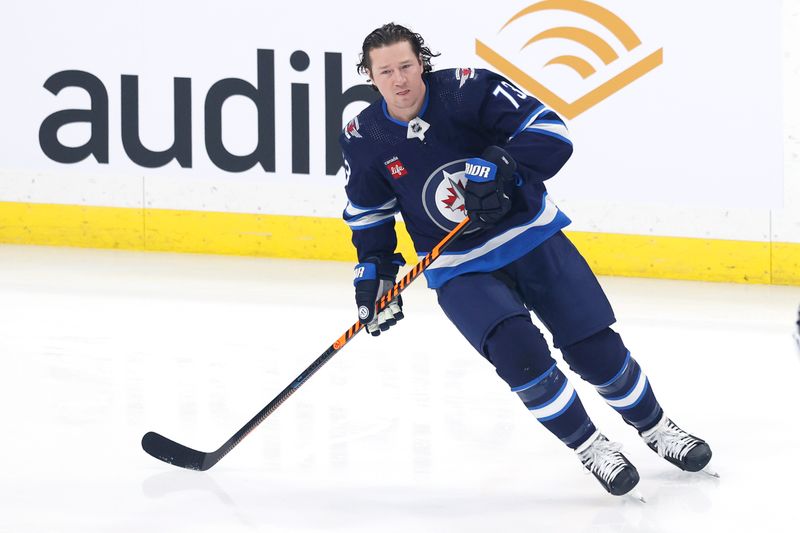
[[640, 414, 714, 475], [576, 431, 641, 497]]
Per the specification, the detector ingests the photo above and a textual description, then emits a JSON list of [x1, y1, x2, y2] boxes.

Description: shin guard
[[513, 364, 597, 449], [562, 329, 662, 432]]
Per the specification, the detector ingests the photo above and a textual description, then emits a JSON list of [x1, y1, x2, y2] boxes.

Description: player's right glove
[[463, 145, 518, 227], [353, 253, 406, 336]]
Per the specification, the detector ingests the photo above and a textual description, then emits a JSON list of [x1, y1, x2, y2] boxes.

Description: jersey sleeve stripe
[[344, 206, 398, 223], [347, 217, 396, 231], [344, 198, 398, 217], [508, 104, 547, 141], [344, 211, 397, 230], [523, 124, 572, 145]]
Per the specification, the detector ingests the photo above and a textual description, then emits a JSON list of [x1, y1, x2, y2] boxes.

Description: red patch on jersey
[[384, 156, 408, 179]]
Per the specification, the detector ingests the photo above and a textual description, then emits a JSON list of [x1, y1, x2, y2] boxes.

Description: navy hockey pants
[[436, 231, 623, 387], [436, 231, 664, 435]]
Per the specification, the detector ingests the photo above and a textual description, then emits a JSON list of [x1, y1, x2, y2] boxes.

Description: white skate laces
[[575, 431, 642, 498], [640, 414, 715, 475], [641, 415, 698, 461], [576, 432, 627, 484]]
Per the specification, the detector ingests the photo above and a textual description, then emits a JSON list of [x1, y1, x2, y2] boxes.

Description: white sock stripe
[[530, 381, 575, 420], [605, 370, 647, 409]]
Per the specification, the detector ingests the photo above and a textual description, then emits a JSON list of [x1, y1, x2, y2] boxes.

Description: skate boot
[[640, 414, 712, 472], [576, 431, 640, 496]]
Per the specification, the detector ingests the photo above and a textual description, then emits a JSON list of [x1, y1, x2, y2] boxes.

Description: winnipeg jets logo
[[440, 174, 466, 213], [421, 159, 478, 233], [344, 117, 362, 139], [455, 67, 477, 89]]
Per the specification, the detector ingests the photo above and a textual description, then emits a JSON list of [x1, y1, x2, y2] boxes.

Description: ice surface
[[1, 244, 798, 533]]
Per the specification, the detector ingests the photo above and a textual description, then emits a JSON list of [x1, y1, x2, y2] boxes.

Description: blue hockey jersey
[[340, 68, 574, 289]]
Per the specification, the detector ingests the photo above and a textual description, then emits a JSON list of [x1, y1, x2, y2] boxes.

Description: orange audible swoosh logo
[[476, 0, 663, 119]]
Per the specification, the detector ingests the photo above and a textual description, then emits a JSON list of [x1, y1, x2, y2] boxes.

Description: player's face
[[368, 41, 426, 122]]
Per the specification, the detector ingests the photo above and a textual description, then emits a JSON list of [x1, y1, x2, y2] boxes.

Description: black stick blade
[[141, 431, 213, 471]]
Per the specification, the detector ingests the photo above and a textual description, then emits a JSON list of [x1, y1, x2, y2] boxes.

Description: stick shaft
[[222, 217, 473, 451], [143, 217, 472, 470]]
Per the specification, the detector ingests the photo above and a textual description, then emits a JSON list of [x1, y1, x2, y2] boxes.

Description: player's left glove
[[463, 146, 518, 227], [353, 253, 406, 336]]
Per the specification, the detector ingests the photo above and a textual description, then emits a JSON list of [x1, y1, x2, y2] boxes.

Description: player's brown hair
[[357, 23, 440, 89]]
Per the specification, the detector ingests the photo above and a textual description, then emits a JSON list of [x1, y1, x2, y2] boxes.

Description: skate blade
[[701, 466, 720, 478], [627, 490, 647, 503]]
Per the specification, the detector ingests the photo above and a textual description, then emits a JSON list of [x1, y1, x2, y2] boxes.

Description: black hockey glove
[[353, 253, 406, 336], [463, 145, 518, 227]]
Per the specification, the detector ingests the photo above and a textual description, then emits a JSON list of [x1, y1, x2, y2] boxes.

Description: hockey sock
[[513, 364, 597, 449], [484, 316, 596, 449], [562, 328, 662, 432], [594, 352, 662, 431]]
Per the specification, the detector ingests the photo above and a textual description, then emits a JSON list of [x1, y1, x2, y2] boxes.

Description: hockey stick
[[141, 216, 472, 471]]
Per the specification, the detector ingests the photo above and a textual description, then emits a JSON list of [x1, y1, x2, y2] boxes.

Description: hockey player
[[340, 23, 713, 497]]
